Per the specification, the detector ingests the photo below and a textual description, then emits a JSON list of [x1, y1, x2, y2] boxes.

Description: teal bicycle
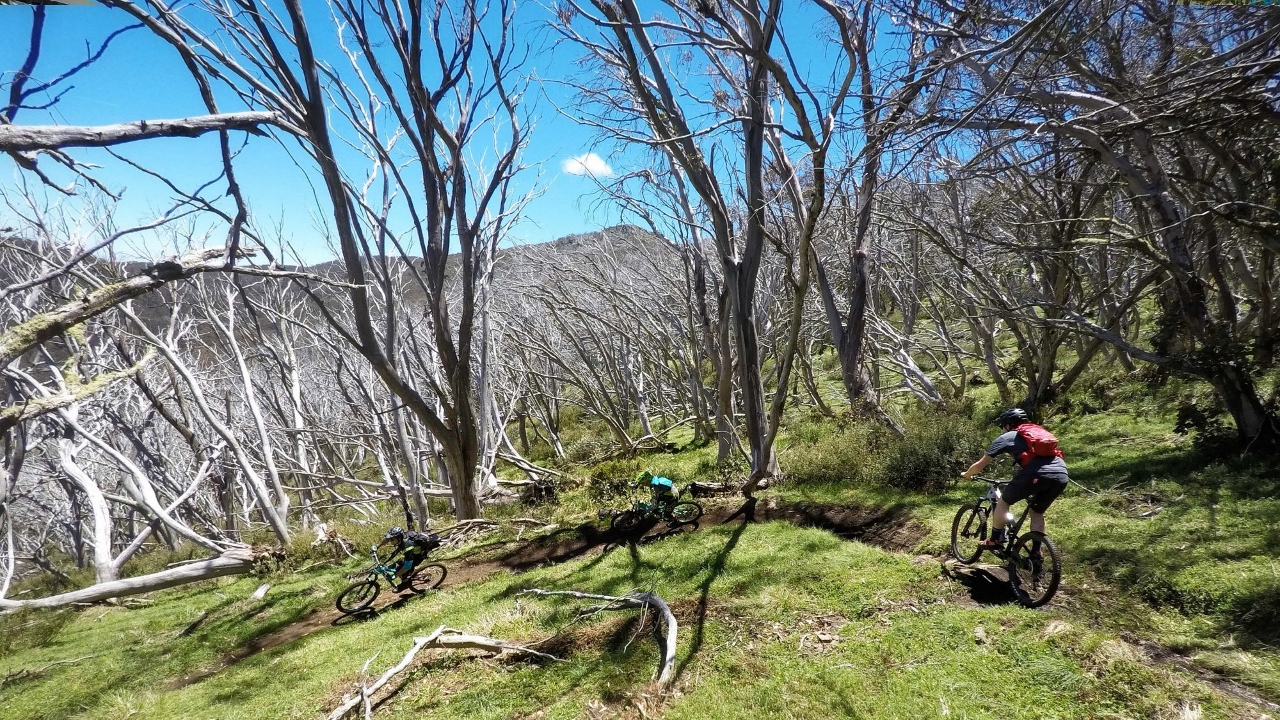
[[334, 546, 446, 614]]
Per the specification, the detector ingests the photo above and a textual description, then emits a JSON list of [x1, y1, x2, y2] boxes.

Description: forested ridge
[[1, 0, 1279, 717]]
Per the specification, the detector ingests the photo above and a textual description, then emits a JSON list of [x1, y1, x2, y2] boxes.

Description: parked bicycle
[[608, 493, 703, 533], [951, 476, 1062, 608], [334, 546, 447, 614]]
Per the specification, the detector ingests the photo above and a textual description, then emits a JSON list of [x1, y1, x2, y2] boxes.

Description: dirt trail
[[166, 499, 1280, 716], [165, 499, 927, 689]]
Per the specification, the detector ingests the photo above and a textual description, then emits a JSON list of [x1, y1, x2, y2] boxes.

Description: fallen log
[[326, 625, 563, 720], [0, 548, 260, 611]]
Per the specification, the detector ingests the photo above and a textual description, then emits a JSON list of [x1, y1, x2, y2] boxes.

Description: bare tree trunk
[[0, 548, 259, 611]]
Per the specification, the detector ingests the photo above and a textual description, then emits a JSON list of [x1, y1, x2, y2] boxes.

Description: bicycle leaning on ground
[[334, 546, 447, 614], [950, 476, 1062, 608]]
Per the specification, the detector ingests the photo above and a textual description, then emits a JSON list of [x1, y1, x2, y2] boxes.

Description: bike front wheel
[[666, 501, 703, 525], [950, 503, 989, 564], [1008, 532, 1061, 608], [406, 563, 447, 593], [335, 578, 380, 614], [610, 510, 645, 533]]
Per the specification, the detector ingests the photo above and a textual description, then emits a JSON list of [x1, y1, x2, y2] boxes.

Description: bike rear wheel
[[406, 563, 447, 593], [610, 510, 645, 533], [335, 578, 380, 614], [666, 501, 703, 525], [950, 503, 989, 564], [1008, 532, 1061, 608]]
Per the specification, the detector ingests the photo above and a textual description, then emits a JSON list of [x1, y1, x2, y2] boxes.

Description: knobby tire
[[1008, 532, 1061, 608], [335, 578, 380, 614], [667, 501, 703, 525], [406, 563, 447, 593], [611, 510, 645, 533], [950, 503, 989, 564]]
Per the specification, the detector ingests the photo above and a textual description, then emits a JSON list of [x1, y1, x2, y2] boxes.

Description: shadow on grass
[[495, 522, 632, 572], [941, 562, 1017, 606], [189, 587, 317, 648], [674, 497, 754, 680], [1070, 443, 1202, 487], [816, 670, 870, 719], [328, 590, 422, 626]]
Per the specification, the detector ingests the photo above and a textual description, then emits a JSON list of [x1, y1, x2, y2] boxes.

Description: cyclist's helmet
[[384, 526, 405, 540], [994, 408, 1029, 427]]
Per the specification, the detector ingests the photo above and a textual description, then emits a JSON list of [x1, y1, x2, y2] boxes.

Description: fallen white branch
[[433, 518, 557, 548], [326, 625, 563, 720], [519, 588, 678, 690], [0, 548, 259, 611]]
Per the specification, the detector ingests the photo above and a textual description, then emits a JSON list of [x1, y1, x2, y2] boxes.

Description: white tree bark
[[326, 625, 563, 720], [0, 548, 258, 611], [0, 112, 282, 152]]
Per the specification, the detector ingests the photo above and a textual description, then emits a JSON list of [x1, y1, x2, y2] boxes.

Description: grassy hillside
[[2, 399, 1278, 719]]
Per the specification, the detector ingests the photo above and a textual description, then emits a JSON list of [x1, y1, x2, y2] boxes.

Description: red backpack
[[1014, 423, 1064, 466]]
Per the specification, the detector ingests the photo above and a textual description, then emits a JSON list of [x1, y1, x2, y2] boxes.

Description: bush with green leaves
[[780, 422, 878, 486], [564, 436, 613, 463], [877, 409, 985, 493], [585, 458, 641, 505], [780, 407, 983, 493], [692, 454, 750, 485]]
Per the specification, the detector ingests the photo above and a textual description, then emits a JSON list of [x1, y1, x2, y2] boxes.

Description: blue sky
[[0, 2, 625, 262], [1, 1, 905, 264]]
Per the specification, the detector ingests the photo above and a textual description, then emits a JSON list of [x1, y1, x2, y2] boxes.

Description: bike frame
[[357, 548, 404, 587], [974, 476, 1033, 553]]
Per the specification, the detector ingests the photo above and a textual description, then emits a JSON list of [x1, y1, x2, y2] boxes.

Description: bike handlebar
[[968, 475, 1007, 485]]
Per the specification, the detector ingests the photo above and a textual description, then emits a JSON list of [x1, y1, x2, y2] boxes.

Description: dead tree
[[917, 0, 1280, 441], [556, 0, 788, 490], [116, 0, 538, 517]]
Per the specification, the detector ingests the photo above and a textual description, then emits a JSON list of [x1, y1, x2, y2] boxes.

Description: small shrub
[[780, 424, 876, 486], [0, 608, 75, 654], [692, 454, 750, 485], [780, 406, 982, 493], [564, 436, 612, 463], [789, 417, 835, 446], [585, 458, 641, 504], [877, 410, 984, 493], [714, 456, 750, 485], [817, 350, 839, 373], [1174, 402, 1239, 459]]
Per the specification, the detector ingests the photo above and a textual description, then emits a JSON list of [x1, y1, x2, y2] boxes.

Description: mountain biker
[[376, 525, 441, 590], [637, 470, 678, 512], [960, 408, 1069, 550]]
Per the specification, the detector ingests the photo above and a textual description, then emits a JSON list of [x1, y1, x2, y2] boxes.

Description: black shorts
[[1001, 470, 1068, 513]]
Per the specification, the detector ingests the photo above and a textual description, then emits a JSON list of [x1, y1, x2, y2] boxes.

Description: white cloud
[[561, 152, 614, 178]]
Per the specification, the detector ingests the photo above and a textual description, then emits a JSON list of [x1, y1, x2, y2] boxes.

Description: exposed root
[[519, 588, 679, 691]]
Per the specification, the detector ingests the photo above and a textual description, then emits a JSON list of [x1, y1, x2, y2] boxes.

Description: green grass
[[2, 401, 1278, 718], [3, 517, 1258, 719], [770, 406, 1280, 703]]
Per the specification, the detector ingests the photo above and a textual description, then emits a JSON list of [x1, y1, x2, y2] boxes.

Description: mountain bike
[[609, 493, 703, 533], [334, 546, 447, 614], [951, 476, 1062, 608]]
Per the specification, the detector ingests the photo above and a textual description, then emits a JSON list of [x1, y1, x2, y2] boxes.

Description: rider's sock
[[989, 528, 1006, 544]]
